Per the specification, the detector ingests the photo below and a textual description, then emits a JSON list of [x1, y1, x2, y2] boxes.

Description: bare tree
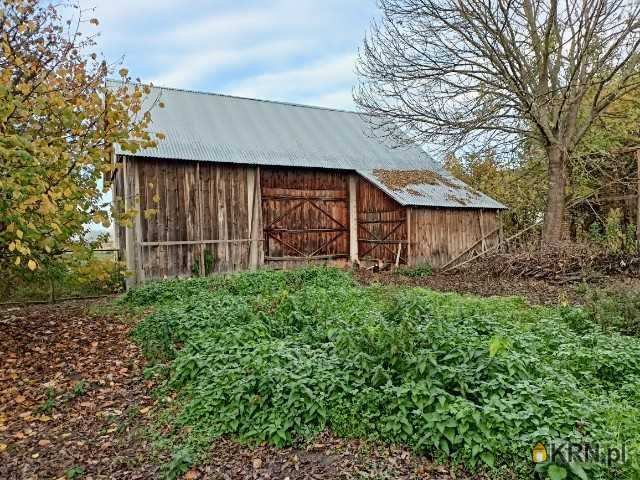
[[355, 0, 640, 241]]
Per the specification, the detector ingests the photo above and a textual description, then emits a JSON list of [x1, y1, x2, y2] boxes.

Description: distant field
[[122, 267, 640, 480]]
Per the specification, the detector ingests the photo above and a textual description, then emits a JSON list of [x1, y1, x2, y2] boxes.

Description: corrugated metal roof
[[114, 84, 505, 209], [357, 170, 506, 209]]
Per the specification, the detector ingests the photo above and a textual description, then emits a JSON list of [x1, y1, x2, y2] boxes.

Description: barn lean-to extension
[[111, 85, 506, 287]]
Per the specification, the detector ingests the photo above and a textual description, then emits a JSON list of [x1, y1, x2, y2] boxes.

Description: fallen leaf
[[0, 443, 7, 452]]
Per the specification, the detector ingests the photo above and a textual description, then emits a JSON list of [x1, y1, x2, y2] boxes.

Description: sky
[[87, 0, 379, 110]]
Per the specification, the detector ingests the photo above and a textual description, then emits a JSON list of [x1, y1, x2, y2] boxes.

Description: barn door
[[357, 177, 408, 264], [358, 212, 407, 264], [260, 168, 350, 264]]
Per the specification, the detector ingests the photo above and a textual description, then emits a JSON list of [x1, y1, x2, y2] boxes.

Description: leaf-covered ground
[[0, 300, 157, 479], [0, 300, 451, 479]]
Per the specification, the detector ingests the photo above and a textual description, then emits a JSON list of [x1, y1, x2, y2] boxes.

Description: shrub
[[125, 267, 640, 479], [583, 287, 640, 337], [1, 250, 125, 302], [393, 263, 433, 278]]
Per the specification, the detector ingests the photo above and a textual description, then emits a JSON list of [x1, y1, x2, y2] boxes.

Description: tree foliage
[[445, 88, 640, 242], [444, 153, 547, 236], [0, 0, 159, 274]]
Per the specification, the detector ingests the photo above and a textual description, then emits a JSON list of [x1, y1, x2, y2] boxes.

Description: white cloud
[[89, 0, 179, 23], [150, 38, 310, 87], [227, 54, 356, 102], [303, 89, 356, 110], [85, 0, 376, 104]]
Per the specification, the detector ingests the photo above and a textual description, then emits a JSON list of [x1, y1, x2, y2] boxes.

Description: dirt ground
[[0, 300, 157, 479], [0, 300, 460, 480], [356, 269, 640, 305]]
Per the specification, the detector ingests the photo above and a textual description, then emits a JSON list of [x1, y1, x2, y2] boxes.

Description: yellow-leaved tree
[[0, 0, 160, 277]]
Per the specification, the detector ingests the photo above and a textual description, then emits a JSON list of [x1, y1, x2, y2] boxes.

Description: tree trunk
[[636, 150, 640, 245], [542, 144, 567, 242]]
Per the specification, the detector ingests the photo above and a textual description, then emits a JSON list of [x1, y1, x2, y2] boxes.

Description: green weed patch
[[123, 267, 640, 479]]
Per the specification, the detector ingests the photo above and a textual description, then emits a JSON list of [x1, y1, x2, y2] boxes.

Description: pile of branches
[[464, 243, 640, 284]]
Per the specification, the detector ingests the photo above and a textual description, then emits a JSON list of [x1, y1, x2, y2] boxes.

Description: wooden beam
[[358, 239, 409, 244], [349, 174, 358, 263], [196, 162, 205, 276], [261, 195, 346, 202], [140, 239, 261, 247], [132, 160, 145, 285], [249, 166, 262, 270], [265, 227, 347, 234], [479, 209, 486, 252], [122, 157, 137, 290], [406, 207, 412, 266], [265, 254, 348, 261], [439, 227, 500, 271]]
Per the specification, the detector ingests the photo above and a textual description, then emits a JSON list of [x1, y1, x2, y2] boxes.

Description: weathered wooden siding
[[260, 167, 350, 267], [408, 207, 499, 268], [357, 177, 407, 264], [113, 157, 502, 283], [123, 157, 258, 281]]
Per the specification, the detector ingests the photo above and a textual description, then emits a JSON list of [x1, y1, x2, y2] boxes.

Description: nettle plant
[[123, 268, 640, 479]]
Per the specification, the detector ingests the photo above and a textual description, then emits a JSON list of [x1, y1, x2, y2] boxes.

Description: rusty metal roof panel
[[114, 84, 505, 209], [357, 170, 507, 209]]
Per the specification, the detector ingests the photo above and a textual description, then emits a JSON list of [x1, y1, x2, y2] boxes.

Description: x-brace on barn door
[[260, 168, 350, 262]]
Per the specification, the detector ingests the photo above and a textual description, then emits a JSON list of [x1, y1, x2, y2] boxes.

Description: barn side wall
[[114, 156, 261, 284], [112, 156, 502, 283], [408, 207, 499, 269]]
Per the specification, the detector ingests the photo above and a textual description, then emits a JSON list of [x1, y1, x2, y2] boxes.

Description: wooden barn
[[111, 86, 505, 286]]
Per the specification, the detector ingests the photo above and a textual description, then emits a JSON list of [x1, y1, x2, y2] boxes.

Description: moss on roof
[[373, 169, 460, 190]]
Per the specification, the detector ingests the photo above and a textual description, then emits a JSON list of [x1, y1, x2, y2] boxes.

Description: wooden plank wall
[[357, 178, 407, 264], [133, 158, 254, 279], [260, 167, 350, 268], [114, 157, 502, 280], [408, 207, 499, 268]]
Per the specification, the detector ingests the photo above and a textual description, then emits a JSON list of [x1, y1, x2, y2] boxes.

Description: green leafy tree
[[444, 153, 547, 236], [0, 0, 160, 275]]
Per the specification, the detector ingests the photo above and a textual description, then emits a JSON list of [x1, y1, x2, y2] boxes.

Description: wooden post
[[348, 174, 358, 264], [132, 160, 145, 284], [479, 209, 487, 252], [636, 150, 640, 245], [249, 166, 262, 270], [406, 207, 412, 266], [498, 210, 505, 252], [122, 157, 136, 289], [196, 162, 206, 276]]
